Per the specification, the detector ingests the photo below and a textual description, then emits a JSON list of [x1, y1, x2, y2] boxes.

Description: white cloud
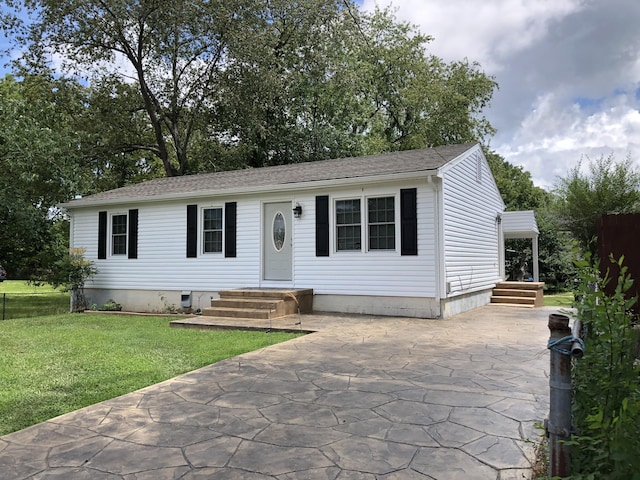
[[361, 0, 583, 71], [495, 91, 640, 189], [362, 0, 640, 190]]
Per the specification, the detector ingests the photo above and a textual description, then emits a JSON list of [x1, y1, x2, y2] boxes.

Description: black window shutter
[[316, 195, 330, 257], [128, 209, 138, 259], [400, 188, 418, 256], [98, 211, 107, 259], [225, 202, 237, 258], [186, 204, 198, 258]]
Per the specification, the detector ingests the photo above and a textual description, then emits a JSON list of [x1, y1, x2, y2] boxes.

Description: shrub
[[569, 254, 640, 479]]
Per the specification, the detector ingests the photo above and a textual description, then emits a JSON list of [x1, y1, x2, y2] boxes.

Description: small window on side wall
[[203, 207, 223, 253], [111, 214, 127, 255]]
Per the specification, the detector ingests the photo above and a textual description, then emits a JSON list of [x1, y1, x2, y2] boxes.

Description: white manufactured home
[[62, 143, 507, 318]]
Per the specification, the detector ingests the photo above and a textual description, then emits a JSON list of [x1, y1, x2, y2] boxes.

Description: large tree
[[3, 1, 498, 176], [224, 5, 497, 166], [5, 0, 259, 176], [554, 154, 640, 257], [0, 74, 88, 277]]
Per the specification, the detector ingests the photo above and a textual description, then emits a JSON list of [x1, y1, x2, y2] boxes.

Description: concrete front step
[[489, 301, 535, 308], [201, 288, 313, 319], [212, 298, 284, 310], [221, 288, 313, 300], [201, 306, 275, 319], [495, 281, 544, 290], [492, 288, 537, 298], [491, 295, 536, 305]]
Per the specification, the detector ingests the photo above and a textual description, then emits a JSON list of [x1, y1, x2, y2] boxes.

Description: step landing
[[491, 281, 544, 308]]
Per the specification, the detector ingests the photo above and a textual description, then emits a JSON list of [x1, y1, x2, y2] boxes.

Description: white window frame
[[110, 212, 128, 256], [201, 206, 224, 254], [366, 195, 397, 251], [333, 193, 398, 253], [334, 197, 363, 252]]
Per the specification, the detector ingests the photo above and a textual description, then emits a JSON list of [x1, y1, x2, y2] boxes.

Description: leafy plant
[[98, 299, 122, 312], [158, 293, 178, 314], [43, 247, 97, 312], [569, 253, 640, 479]]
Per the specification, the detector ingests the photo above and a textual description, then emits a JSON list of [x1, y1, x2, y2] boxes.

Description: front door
[[263, 202, 292, 281]]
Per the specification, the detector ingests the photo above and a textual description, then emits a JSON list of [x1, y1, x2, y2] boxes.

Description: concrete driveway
[[0, 305, 554, 479]]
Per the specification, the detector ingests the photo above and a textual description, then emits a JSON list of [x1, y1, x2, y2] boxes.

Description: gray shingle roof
[[63, 143, 476, 208]]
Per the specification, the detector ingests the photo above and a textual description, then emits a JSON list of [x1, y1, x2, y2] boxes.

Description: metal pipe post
[[547, 313, 572, 478]]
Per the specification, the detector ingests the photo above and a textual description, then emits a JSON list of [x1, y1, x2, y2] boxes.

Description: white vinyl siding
[[441, 148, 504, 296], [72, 200, 259, 292], [293, 182, 437, 297], [69, 182, 437, 300]]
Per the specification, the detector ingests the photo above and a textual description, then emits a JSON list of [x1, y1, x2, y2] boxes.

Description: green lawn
[[0, 313, 301, 435], [543, 291, 574, 307], [0, 280, 63, 294], [0, 280, 70, 320]]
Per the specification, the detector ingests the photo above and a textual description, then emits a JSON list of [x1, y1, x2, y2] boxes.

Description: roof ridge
[[63, 143, 477, 207]]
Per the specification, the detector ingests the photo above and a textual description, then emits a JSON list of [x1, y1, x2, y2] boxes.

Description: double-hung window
[[203, 207, 223, 253], [368, 197, 395, 250], [334, 196, 396, 252], [336, 199, 361, 251], [111, 214, 128, 255]]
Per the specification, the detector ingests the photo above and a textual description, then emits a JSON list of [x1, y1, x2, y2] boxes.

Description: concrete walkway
[[0, 305, 555, 479]]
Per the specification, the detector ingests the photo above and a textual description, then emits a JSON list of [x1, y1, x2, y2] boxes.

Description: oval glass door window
[[273, 212, 286, 251]]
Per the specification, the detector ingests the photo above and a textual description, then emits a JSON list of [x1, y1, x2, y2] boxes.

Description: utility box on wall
[[181, 291, 192, 310]]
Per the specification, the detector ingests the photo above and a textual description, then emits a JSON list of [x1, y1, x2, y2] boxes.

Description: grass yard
[[0, 280, 70, 320], [543, 291, 574, 307], [0, 313, 301, 436]]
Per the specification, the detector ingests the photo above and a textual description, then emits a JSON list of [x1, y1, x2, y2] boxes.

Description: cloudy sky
[[362, 0, 640, 189], [2, 0, 639, 190]]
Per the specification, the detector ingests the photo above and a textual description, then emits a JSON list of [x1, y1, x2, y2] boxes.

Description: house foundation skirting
[[84, 288, 492, 319], [312, 294, 441, 319], [440, 288, 494, 318], [84, 288, 218, 314]]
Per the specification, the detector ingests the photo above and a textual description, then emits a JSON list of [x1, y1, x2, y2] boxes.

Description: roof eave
[[60, 169, 439, 209]]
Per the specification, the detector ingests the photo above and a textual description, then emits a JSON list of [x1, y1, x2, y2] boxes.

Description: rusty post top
[[548, 313, 571, 335]]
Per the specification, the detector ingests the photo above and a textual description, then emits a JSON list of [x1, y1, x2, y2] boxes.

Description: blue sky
[[3, 0, 640, 190]]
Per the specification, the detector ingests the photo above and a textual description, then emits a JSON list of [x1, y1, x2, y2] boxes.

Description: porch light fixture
[[293, 203, 303, 218]]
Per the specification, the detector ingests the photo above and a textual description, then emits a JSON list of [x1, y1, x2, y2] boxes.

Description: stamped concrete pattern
[[0, 305, 553, 479]]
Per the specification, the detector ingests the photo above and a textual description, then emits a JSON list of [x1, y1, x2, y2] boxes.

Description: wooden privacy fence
[[597, 213, 640, 318]]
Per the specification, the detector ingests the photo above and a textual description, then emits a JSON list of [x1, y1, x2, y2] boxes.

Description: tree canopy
[[553, 154, 640, 257], [3, 0, 497, 177], [0, 75, 85, 277]]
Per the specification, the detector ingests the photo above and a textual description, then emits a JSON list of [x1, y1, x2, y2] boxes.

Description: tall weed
[[569, 254, 640, 479]]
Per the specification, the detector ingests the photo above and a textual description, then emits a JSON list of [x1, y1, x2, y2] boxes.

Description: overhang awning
[[502, 210, 539, 239]]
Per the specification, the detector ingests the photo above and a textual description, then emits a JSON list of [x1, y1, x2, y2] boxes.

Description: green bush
[[569, 254, 640, 479]]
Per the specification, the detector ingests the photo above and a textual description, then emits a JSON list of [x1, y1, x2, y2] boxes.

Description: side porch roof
[[502, 210, 539, 239]]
